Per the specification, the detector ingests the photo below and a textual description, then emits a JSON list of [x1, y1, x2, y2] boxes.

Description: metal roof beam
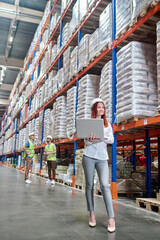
[[0, 57, 23, 69], [0, 99, 9, 105], [0, 2, 43, 24]]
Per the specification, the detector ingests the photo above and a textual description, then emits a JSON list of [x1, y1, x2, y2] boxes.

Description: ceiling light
[[9, 36, 13, 42]]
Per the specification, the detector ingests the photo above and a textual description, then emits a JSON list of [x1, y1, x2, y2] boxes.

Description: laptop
[[76, 118, 104, 140]]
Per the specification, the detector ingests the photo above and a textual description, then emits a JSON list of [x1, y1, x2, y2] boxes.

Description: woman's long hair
[[91, 102, 108, 127]]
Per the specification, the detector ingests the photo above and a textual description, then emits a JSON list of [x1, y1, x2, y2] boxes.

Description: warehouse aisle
[[0, 166, 160, 240]]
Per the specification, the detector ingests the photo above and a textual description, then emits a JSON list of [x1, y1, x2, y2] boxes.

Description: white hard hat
[[47, 135, 52, 140], [90, 98, 104, 110], [29, 132, 35, 137]]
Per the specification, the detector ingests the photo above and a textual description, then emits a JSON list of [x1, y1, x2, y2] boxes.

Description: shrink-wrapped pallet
[[157, 21, 160, 109], [77, 74, 100, 119], [63, 46, 73, 84], [116, 41, 158, 123], [75, 149, 85, 187], [99, 3, 112, 50], [66, 86, 77, 138], [54, 96, 67, 139], [70, 46, 78, 79], [99, 61, 112, 123], [69, 0, 79, 37], [62, 22, 69, 47], [89, 28, 99, 61], [57, 68, 64, 90], [78, 34, 90, 71], [43, 109, 51, 143], [132, 0, 154, 20], [116, 0, 132, 37]]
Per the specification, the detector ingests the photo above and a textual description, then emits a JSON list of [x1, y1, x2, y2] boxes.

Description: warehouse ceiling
[[0, 0, 48, 123]]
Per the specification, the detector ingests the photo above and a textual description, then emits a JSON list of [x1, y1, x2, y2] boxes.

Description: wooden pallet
[[136, 198, 160, 214], [55, 178, 64, 184], [75, 184, 85, 191], [117, 116, 139, 125]]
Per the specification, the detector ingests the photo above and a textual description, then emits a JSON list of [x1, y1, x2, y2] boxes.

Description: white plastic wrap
[[67, 86, 77, 138], [99, 61, 112, 123], [54, 96, 67, 139], [70, 46, 78, 79], [99, 3, 112, 50], [132, 0, 154, 20], [116, 0, 132, 37], [63, 46, 74, 84], [89, 28, 99, 61], [78, 34, 90, 71], [77, 74, 100, 119], [116, 41, 158, 123], [57, 68, 64, 90]]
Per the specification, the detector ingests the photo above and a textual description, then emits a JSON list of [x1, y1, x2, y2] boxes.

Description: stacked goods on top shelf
[[78, 34, 90, 71], [116, 41, 158, 124], [61, 0, 70, 14], [116, 0, 131, 37], [69, 0, 79, 37], [99, 3, 112, 50], [157, 21, 160, 110], [77, 74, 100, 119], [63, 46, 74, 85], [70, 46, 78, 79], [54, 96, 67, 139], [66, 86, 77, 138], [89, 28, 99, 61], [99, 61, 112, 123]]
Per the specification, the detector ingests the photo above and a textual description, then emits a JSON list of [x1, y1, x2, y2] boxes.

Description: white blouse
[[84, 122, 114, 161]]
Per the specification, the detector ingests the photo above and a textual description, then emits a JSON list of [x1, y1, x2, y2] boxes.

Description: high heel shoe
[[107, 226, 115, 233], [108, 218, 115, 233], [89, 221, 96, 227]]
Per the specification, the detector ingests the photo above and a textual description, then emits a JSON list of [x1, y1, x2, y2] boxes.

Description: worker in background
[[44, 135, 56, 185], [24, 132, 35, 184]]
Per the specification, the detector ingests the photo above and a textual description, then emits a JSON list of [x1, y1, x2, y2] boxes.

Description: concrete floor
[[0, 166, 160, 240]]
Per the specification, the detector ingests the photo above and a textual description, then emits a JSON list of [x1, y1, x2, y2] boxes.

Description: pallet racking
[[0, 0, 160, 199]]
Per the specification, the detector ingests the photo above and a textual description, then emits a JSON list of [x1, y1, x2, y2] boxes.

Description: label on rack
[[144, 119, 147, 125], [121, 125, 124, 130]]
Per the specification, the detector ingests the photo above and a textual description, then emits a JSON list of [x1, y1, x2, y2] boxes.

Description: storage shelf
[[1, 1, 59, 129], [0, 0, 110, 138]]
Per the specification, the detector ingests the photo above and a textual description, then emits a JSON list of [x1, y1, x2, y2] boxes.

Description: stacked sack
[[116, 41, 158, 123], [66, 86, 77, 138], [99, 3, 112, 50], [116, 0, 132, 37], [75, 149, 85, 187], [62, 22, 70, 47], [34, 117, 40, 146], [89, 29, 99, 61], [63, 46, 73, 85], [57, 68, 64, 90], [157, 21, 160, 109], [78, 34, 90, 71], [77, 74, 100, 119], [43, 109, 51, 143], [70, 46, 78, 79], [99, 61, 112, 123], [54, 96, 67, 139], [132, 0, 155, 21]]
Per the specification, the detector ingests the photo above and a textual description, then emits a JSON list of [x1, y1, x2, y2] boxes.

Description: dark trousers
[[47, 161, 56, 180]]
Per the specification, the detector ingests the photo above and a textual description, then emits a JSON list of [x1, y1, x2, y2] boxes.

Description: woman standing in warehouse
[[82, 98, 115, 233]]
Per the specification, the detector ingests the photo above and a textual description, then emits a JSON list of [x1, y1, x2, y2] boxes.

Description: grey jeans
[[82, 155, 115, 218]]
